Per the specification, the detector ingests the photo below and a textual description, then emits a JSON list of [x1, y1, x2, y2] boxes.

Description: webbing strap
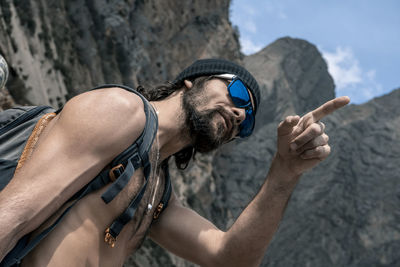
[[92, 85, 158, 224], [101, 152, 142, 204], [142, 152, 151, 180], [91, 84, 158, 171], [107, 179, 148, 237], [161, 164, 172, 208], [2, 84, 159, 263], [92, 85, 159, 243], [2, 171, 111, 266], [0, 235, 28, 267]]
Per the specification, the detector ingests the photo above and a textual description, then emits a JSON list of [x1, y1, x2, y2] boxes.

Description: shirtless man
[[0, 59, 350, 266]]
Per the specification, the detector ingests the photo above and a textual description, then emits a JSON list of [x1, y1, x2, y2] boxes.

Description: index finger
[[311, 96, 350, 121]]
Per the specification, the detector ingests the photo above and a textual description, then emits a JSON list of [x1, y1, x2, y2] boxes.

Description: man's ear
[[184, 80, 193, 89]]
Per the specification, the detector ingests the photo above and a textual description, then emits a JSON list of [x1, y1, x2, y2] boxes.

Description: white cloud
[[321, 46, 383, 104], [240, 37, 263, 55], [322, 46, 362, 89], [243, 20, 257, 34], [362, 70, 384, 100]]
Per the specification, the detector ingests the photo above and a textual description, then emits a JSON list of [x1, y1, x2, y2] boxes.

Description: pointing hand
[[276, 96, 350, 176]]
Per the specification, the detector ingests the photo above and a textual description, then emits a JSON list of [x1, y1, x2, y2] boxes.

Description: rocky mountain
[[0, 0, 240, 109], [235, 40, 400, 267], [1, 0, 399, 266]]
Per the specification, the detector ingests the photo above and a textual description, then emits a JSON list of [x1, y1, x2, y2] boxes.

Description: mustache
[[182, 89, 236, 153], [189, 107, 235, 152], [216, 107, 237, 140]]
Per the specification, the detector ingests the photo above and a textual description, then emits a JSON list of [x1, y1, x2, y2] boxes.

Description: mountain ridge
[[0, 1, 398, 266]]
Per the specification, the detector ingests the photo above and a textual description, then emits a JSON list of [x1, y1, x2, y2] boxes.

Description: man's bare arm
[[150, 96, 350, 267], [0, 87, 145, 260]]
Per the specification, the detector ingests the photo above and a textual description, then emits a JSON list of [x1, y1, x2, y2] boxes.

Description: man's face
[[182, 77, 246, 153]]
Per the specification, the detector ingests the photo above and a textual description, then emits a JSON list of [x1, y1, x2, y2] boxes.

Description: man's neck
[[150, 90, 191, 161]]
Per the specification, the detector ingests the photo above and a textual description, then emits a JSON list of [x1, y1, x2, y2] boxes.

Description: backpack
[[0, 84, 171, 266]]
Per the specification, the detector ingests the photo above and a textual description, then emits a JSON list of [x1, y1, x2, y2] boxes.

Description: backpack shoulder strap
[[92, 84, 158, 203], [1, 85, 158, 265], [153, 162, 172, 220], [0, 106, 55, 192], [90, 84, 159, 246]]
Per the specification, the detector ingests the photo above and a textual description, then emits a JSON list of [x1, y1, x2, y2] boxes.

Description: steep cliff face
[[209, 37, 336, 229], [236, 40, 400, 267], [134, 38, 400, 267], [261, 88, 400, 267], [0, 0, 241, 107], [1, 1, 399, 267]]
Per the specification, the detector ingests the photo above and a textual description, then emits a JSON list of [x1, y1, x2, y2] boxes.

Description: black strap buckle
[[109, 164, 124, 182]]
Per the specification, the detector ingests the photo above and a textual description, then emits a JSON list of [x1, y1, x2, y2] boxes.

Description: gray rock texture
[[241, 39, 400, 267], [1, 0, 399, 266], [0, 0, 240, 107]]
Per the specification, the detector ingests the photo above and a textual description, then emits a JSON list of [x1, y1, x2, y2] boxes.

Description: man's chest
[[22, 169, 166, 266]]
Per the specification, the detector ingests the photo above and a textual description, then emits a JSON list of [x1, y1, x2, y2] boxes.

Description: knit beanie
[[173, 59, 261, 113]]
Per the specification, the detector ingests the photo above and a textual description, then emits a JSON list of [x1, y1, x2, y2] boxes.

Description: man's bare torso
[[18, 113, 164, 267]]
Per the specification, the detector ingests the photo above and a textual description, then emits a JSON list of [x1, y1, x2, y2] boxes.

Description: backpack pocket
[[0, 159, 17, 191]]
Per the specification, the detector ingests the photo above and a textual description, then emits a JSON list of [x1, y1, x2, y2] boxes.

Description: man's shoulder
[[82, 86, 145, 113], [57, 86, 147, 157], [66, 86, 145, 122]]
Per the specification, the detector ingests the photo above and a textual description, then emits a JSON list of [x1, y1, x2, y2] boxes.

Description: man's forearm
[[0, 193, 30, 260], [218, 155, 300, 267], [152, 98, 348, 267]]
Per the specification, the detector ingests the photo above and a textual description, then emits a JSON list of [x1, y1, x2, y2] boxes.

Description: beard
[[182, 87, 234, 153]]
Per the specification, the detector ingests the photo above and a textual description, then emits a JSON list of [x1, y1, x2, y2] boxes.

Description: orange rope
[[15, 112, 56, 174]]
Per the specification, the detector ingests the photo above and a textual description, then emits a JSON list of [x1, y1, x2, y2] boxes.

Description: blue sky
[[230, 0, 400, 104]]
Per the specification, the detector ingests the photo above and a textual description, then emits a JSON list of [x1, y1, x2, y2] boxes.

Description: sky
[[230, 0, 400, 104]]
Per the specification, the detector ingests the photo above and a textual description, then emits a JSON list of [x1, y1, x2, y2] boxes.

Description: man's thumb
[[277, 115, 300, 136]]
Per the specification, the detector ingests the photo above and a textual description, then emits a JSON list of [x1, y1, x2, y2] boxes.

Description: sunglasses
[[213, 74, 255, 138]]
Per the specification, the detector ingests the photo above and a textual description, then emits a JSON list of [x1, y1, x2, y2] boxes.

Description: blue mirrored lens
[[239, 109, 255, 138], [226, 78, 255, 137], [228, 79, 251, 108]]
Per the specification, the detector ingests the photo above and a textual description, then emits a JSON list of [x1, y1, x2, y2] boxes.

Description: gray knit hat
[[173, 58, 261, 113]]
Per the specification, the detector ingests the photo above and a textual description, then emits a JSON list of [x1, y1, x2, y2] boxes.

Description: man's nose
[[232, 106, 246, 125]]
